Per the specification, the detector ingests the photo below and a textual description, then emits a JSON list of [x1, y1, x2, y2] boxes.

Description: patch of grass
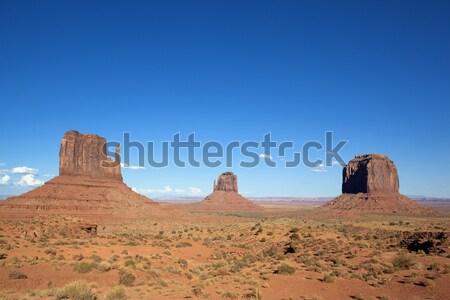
[[192, 284, 204, 297], [263, 245, 279, 257], [119, 268, 136, 287], [222, 292, 239, 299], [274, 263, 296, 275], [105, 285, 127, 300], [56, 280, 96, 300], [124, 259, 136, 269], [177, 258, 188, 268], [9, 270, 27, 279], [323, 274, 335, 283], [97, 261, 112, 272], [156, 278, 168, 287], [73, 261, 97, 274], [392, 252, 415, 270], [176, 241, 192, 248]]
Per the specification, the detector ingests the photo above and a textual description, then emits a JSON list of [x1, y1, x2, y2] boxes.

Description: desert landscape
[[1, 2, 449, 300], [0, 131, 449, 300]]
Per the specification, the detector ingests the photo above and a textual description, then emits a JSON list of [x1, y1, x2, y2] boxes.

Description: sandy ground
[[0, 203, 449, 300]]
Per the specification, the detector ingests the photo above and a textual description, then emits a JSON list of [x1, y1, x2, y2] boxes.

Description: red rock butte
[[323, 154, 434, 215], [0, 130, 174, 221], [193, 172, 263, 212]]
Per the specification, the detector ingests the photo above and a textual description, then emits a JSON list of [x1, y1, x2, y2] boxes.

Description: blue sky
[[1, 1, 449, 198]]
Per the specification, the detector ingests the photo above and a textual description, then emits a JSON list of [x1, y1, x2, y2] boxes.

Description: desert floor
[[0, 203, 449, 300]]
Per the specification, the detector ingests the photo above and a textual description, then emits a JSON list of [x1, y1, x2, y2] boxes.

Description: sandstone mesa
[[324, 154, 434, 215]]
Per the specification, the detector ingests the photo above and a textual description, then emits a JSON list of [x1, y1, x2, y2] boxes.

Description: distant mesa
[[0, 130, 175, 221], [213, 171, 238, 193], [323, 154, 434, 215], [174, 171, 264, 212], [198, 172, 264, 212]]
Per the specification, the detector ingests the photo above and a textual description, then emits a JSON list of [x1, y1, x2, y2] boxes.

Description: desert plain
[[0, 201, 449, 300], [0, 132, 449, 300]]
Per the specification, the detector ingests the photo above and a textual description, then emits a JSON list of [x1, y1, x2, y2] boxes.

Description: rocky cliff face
[[323, 154, 433, 216], [213, 172, 238, 193], [342, 154, 399, 194], [59, 130, 122, 180]]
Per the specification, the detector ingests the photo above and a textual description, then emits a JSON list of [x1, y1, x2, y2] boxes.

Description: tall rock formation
[[342, 154, 399, 194], [177, 172, 263, 212], [0, 130, 175, 221], [59, 130, 122, 180], [213, 171, 238, 192], [324, 154, 433, 215]]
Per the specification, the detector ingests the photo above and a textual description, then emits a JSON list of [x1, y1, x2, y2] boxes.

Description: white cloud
[[138, 185, 179, 194], [0, 174, 10, 185], [11, 166, 38, 174], [120, 163, 145, 170], [259, 154, 273, 160], [16, 174, 43, 187], [134, 185, 202, 196], [162, 185, 173, 193], [190, 187, 202, 194], [310, 161, 342, 171]]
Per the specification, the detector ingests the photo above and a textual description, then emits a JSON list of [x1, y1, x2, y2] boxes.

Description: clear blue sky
[[1, 1, 449, 198]]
